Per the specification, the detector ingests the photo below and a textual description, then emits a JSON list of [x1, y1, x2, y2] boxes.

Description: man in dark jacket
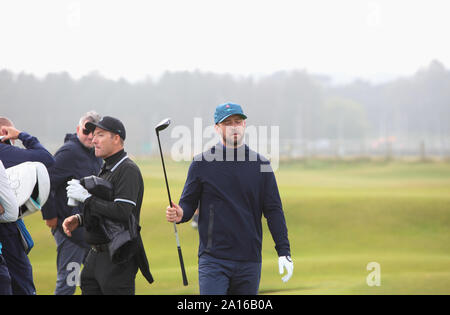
[[62, 116, 152, 295], [0, 116, 55, 295], [41, 111, 102, 295], [166, 103, 293, 295]]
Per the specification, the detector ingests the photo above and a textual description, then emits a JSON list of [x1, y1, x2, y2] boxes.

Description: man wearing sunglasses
[[41, 111, 103, 295]]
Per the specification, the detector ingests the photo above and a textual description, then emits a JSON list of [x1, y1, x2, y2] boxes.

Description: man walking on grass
[[62, 116, 153, 295], [166, 102, 293, 295]]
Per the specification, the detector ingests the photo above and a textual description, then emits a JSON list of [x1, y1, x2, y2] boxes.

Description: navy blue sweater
[[179, 143, 290, 262], [0, 132, 54, 169], [41, 134, 102, 247], [0, 132, 55, 238]]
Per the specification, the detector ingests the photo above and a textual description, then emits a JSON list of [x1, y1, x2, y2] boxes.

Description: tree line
[[1, 60, 449, 155]]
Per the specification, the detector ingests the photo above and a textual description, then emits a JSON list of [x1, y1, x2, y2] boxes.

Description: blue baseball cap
[[214, 102, 247, 124]]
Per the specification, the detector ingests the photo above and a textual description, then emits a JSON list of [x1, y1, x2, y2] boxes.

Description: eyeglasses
[[82, 128, 91, 135]]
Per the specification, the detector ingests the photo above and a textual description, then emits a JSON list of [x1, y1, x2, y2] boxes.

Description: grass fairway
[[24, 159, 450, 295]]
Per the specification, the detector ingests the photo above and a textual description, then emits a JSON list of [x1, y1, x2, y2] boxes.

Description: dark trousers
[[0, 254, 12, 295], [198, 253, 262, 295], [0, 233, 35, 295], [80, 249, 138, 295]]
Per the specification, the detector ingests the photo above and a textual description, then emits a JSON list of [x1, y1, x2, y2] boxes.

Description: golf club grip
[[177, 246, 188, 286]]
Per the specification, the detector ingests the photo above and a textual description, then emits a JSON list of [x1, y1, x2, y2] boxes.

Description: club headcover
[[80, 175, 114, 201]]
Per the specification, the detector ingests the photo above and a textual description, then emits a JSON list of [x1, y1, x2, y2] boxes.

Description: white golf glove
[[66, 179, 92, 203], [278, 256, 293, 282]]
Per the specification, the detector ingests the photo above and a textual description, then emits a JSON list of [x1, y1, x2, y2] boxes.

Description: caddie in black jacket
[[62, 116, 152, 295]]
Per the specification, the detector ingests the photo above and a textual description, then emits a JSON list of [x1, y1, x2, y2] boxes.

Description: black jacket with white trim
[[81, 149, 143, 244], [79, 149, 153, 283]]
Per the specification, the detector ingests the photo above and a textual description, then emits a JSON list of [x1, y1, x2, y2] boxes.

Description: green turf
[[24, 159, 450, 294]]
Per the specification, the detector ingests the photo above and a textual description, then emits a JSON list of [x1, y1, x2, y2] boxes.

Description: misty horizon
[[1, 59, 449, 159], [0, 59, 443, 86]]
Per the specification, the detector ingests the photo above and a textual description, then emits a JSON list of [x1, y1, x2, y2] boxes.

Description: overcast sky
[[0, 0, 448, 83]]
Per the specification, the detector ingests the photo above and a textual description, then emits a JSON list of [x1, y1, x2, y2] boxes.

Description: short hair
[[0, 117, 13, 128], [107, 130, 125, 146], [79, 111, 101, 126]]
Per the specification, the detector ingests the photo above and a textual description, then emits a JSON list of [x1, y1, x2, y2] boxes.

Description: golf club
[[155, 118, 188, 286]]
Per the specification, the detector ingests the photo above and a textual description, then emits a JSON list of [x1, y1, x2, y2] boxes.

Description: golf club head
[[155, 118, 171, 133]]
